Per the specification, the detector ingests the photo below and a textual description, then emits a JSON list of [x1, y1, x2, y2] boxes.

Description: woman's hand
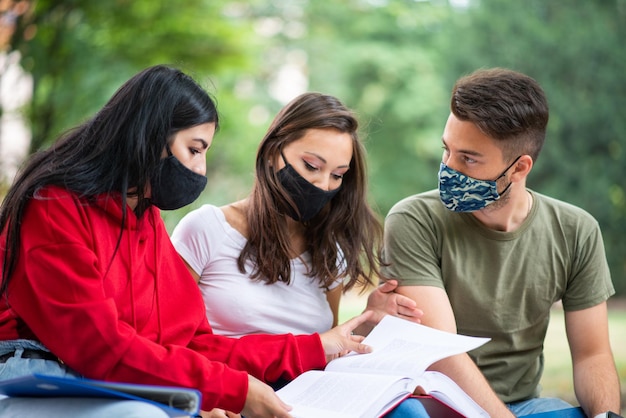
[[241, 375, 293, 418], [319, 311, 374, 361], [199, 408, 241, 417], [363, 279, 424, 327]]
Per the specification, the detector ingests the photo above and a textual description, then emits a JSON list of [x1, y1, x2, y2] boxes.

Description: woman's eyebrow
[[193, 138, 209, 149], [304, 151, 350, 168]]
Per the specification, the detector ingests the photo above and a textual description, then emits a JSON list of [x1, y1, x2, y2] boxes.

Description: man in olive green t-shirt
[[382, 68, 620, 418]]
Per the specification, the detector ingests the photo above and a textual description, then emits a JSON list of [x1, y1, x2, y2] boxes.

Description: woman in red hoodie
[[0, 65, 373, 418]]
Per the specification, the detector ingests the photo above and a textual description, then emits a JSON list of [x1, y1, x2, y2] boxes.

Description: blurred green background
[[2, 0, 624, 408], [0, 0, 626, 295], [2, 0, 625, 294]]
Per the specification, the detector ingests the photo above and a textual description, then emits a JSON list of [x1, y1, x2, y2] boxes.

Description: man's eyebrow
[[441, 138, 483, 157]]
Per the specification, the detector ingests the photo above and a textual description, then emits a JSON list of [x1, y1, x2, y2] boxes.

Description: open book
[[277, 315, 490, 418], [0, 374, 201, 417]]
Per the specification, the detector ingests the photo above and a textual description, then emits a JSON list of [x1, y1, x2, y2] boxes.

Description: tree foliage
[[9, 0, 254, 152], [435, 0, 626, 292], [4, 0, 265, 226], [300, 0, 451, 213], [287, 0, 626, 293], [3, 0, 624, 293]]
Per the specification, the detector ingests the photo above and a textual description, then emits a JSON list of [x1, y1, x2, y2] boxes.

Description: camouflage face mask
[[438, 156, 521, 212]]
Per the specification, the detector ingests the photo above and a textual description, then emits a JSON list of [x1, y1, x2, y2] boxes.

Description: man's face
[[441, 113, 508, 182]]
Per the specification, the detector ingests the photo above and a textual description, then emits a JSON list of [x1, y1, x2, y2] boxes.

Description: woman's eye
[[303, 161, 318, 171], [189, 148, 201, 155], [332, 173, 344, 180]]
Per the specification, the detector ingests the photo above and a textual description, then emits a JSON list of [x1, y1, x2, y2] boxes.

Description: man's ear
[[512, 154, 533, 181]]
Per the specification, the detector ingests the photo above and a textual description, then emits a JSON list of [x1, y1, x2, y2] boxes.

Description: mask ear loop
[[275, 148, 303, 221], [495, 155, 522, 181], [279, 149, 289, 166], [495, 155, 522, 196]]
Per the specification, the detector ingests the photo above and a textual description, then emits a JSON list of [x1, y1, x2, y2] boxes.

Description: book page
[[327, 315, 490, 378], [276, 370, 414, 418], [415, 371, 489, 418]]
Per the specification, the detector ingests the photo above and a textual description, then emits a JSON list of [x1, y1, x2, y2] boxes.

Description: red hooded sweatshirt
[[0, 186, 326, 412]]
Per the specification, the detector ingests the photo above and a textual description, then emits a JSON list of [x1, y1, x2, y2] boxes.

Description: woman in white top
[[172, 93, 421, 339]]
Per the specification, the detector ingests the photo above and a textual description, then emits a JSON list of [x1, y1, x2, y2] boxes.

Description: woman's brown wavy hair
[[238, 92, 384, 292]]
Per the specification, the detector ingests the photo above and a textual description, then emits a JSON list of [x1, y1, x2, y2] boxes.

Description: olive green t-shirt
[[382, 189, 614, 403]]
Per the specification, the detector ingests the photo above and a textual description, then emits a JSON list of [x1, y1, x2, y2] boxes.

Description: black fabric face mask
[[277, 153, 340, 222], [150, 153, 207, 210]]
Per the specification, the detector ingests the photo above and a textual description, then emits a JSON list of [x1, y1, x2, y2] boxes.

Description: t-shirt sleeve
[[381, 198, 445, 288], [561, 215, 615, 311], [171, 205, 215, 276]]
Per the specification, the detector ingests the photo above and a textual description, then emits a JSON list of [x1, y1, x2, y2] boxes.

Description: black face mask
[[277, 153, 340, 222], [150, 153, 207, 210]]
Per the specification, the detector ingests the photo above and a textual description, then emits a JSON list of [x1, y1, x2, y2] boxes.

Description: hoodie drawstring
[[127, 225, 137, 330], [152, 210, 163, 345]]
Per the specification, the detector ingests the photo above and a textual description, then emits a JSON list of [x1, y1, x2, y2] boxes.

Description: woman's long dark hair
[[240, 92, 384, 292], [0, 65, 218, 297]]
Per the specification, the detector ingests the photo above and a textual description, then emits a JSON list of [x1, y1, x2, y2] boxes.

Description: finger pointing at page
[[319, 311, 374, 359]]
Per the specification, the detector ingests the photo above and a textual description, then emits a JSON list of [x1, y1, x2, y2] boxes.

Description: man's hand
[[361, 280, 424, 332], [241, 375, 293, 418]]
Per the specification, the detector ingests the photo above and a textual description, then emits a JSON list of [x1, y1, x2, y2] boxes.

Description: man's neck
[[471, 185, 532, 232]]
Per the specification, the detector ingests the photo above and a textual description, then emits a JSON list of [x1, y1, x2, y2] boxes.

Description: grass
[[339, 291, 626, 410]]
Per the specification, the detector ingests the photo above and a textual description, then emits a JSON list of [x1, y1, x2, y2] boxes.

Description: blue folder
[[0, 373, 201, 417]]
